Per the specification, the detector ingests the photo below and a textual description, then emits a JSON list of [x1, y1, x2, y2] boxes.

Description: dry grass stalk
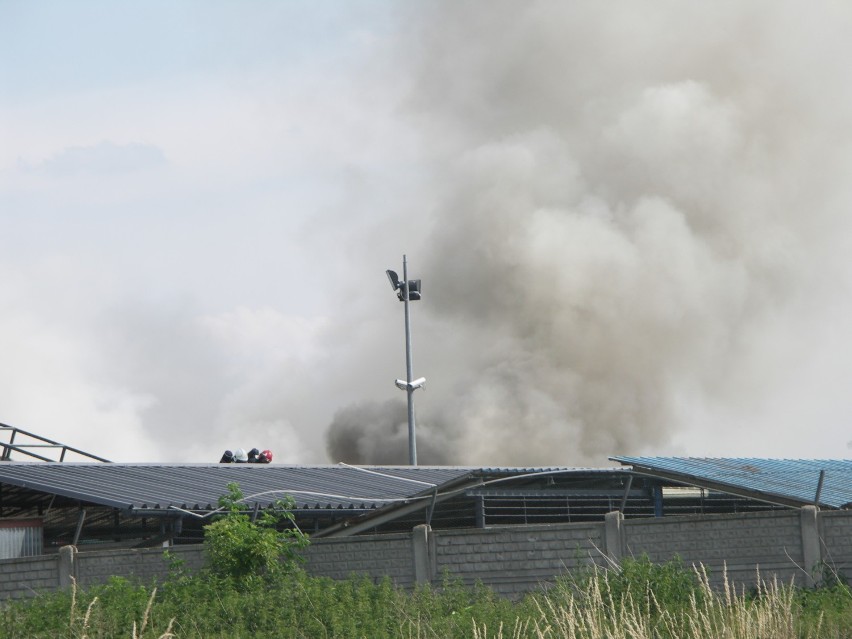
[[157, 617, 176, 639], [80, 596, 98, 639], [471, 617, 532, 639], [69, 576, 77, 629], [470, 563, 828, 639], [139, 586, 157, 636]]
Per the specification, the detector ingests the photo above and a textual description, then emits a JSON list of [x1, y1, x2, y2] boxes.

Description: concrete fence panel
[[75, 545, 206, 588], [302, 532, 416, 588], [623, 509, 808, 588], [820, 510, 852, 581], [432, 522, 606, 597], [0, 553, 59, 600]]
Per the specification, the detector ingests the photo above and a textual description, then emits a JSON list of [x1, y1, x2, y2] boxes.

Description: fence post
[[800, 505, 822, 587], [412, 524, 434, 585], [604, 511, 624, 564], [58, 545, 77, 588]]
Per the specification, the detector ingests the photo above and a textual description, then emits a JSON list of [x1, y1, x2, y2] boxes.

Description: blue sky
[[2, 2, 852, 464], [1, 1, 418, 461]]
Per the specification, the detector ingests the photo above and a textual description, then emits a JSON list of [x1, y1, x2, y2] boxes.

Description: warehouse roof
[[0, 462, 640, 545], [0, 463, 612, 516], [612, 456, 852, 509], [0, 462, 476, 514]]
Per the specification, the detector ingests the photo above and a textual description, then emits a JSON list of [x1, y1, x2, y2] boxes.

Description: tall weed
[[4, 558, 852, 638]]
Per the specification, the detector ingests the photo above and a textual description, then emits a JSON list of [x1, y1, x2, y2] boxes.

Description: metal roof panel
[[611, 457, 852, 509], [0, 463, 474, 513]]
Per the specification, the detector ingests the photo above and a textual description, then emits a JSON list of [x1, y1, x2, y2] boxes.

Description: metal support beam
[[475, 495, 485, 528], [2, 429, 16, 460], [0, 422, 110, 462], [425, 488, 438, 526], [315, 479, 483, 538], [72, 509, 87, 546], [814, 470, 826, 506], [619, 476, 634, 513], [653, 485, 663, 518], [465, 487, 648, 498]]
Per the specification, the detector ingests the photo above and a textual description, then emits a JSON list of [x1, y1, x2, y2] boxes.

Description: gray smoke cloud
[[326, 399, 450, 465], [326, 2, 852, 466], [5, 3, 851, 465]]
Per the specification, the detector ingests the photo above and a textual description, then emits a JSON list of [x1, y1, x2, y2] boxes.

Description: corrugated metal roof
[[0, 463, 476, 513], [612, 457, 852, 509]]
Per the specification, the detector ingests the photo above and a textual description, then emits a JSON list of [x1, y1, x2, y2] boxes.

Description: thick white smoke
[[327, 2, 852, 465]]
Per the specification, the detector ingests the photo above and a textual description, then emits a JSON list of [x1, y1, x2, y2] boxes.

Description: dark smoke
[[325, 2, 852, 466], [326, 399, 453, 465]]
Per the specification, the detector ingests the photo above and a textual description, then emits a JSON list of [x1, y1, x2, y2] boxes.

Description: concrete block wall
[[432, 523, 605, 597], [303, 533, 416, 588], [76, 545, 206, 588], [3, 507, 852, 600], [623, 510, 808, 588], [819, 511, 852, 580], [0, 553, 59, 600]]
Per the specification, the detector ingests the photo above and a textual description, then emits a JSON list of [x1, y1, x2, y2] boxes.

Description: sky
[[2, 1, 852, 465]]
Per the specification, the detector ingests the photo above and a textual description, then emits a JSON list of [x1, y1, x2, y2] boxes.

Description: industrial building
[[1, 422, 849, 559]]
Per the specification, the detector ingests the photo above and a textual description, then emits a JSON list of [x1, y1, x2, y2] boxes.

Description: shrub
[[203, 482, 309, 582], [549, 554, 704, 620]]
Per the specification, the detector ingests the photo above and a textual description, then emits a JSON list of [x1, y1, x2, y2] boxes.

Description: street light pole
[[402, 255, 416, 466], [386, 255, 423, 466]]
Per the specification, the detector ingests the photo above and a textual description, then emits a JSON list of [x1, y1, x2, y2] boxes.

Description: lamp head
[[407, 279, 421, 301], [386, 270, 400, 290]]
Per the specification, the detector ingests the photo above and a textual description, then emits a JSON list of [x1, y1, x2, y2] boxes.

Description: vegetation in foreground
[[3, 556, 852, 639]]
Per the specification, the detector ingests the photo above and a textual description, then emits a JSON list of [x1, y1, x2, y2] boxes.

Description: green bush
[[795, 580, 852, 635], [203, 482, 309, 582], [549, 554, 705, 620]]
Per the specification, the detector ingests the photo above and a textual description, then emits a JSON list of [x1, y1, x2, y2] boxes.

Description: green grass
[[3, 557, 852, 638]]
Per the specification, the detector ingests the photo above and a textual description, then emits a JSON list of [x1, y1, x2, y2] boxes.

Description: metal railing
[[0, 423, 110, 462]]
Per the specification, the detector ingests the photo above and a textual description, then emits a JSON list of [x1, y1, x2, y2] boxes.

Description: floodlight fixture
[[395, 377, 426, 391], [387, 269, 421, 302], [386, 270, 400, 291], [406, 280, 421, 301], [386, 254, 424, 465]]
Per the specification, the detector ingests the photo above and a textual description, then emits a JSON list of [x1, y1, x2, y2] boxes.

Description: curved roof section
[[0, 463, 475, 513], [612, 456, 852, 509], [0, 463, 623, 520]]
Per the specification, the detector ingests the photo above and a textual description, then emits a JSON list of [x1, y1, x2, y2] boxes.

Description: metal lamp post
[[386, 255, 423, 466]]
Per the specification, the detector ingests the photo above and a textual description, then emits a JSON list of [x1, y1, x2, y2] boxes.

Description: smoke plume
[[5, 3, 852, 465], [327, 2, 852, 466]]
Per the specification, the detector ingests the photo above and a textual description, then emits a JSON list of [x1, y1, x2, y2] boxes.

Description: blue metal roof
[[611, 457, 852, 509]]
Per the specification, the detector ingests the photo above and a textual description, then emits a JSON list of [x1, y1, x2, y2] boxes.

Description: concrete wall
[[432, 522, 605, 596], [302, 532, 416, 588], [623, 509, 810, 588], [0, 507, 847, 600], [0, 553, 59, 600], [819, 510, 852, 581], [75, 545, 207, 589]]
